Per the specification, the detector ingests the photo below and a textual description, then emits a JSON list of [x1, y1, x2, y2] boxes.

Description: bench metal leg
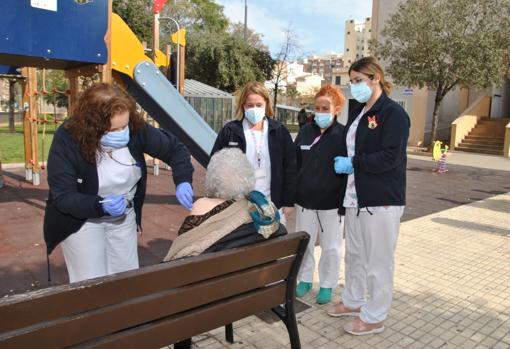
[[225, 323, 234, 343], [272, 304, 301, 349], [284, 305, 301, 349]]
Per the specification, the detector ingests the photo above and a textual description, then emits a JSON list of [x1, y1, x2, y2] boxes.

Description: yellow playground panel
[[111, 13, 168, 79]]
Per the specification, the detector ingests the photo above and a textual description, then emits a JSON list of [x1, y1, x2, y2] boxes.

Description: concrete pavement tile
[[399, 325, 416, 336], [459, 328, 476, 339], [365, 334, 384, 346], [492, 343, 510, 349], [418, 332, 436, 345], [428, 338, 448, 349], [448, 334, 467, 346], [406, 340, 426, 349], [480, 336, 499, 348], [469, 331, 486, 343], [375, 339, 399, 349], [409, 328, 426, 341], [308, 335, 329, 347], [439, 330, 456, 342], [491, 327, 510, 341]]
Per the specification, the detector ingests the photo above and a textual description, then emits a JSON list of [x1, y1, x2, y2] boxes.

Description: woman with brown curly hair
[[44, 83, 194, 283]]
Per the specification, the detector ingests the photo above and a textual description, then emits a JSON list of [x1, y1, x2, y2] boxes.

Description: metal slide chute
[[111, 13, 216, 167], [118, 62, 216, 168]]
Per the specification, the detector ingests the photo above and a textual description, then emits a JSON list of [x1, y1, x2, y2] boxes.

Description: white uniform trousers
[[295, 205, 344, 288], [342, 207, 403, 323], [61, 208, 139, 283]]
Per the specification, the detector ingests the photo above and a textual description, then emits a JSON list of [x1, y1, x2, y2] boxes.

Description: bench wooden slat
[[0, 233, 302, 333], [78, 283, 287, 349], [0, 259, 293, 349]]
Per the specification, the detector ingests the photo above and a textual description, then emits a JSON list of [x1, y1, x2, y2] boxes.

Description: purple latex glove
[[176, 182, 193, 210]]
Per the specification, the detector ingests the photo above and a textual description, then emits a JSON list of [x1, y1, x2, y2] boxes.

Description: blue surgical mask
[[350, 81, 373, 103], [100, 126, 130, 149], [314, 113, 333, 129], [244, 107, 265, 124]]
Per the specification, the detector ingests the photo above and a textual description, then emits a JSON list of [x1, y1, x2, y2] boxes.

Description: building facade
[[302, 53, 344, 86], [371, 0, 509, 147], [344, 17, 372, 65]]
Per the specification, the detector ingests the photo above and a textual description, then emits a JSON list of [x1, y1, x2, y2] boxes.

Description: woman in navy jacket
[[44, 83, 194, 283], [293, 85, 346, 305], [327, 57, 410, 335], [211, 81, 296, 222]]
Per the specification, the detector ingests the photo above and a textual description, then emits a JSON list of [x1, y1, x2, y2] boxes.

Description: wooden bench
[[0, 231, 309, 349]]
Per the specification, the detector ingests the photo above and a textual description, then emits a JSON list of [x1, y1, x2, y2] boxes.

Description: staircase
[[456, 117, 509, 155]]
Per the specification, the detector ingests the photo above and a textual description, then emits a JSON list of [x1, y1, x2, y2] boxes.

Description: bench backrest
[[0, 231, 309, 349]]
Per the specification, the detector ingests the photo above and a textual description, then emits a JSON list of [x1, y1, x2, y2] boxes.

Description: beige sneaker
[[326, 302, 361, 317], [343, 318, 385, 335]]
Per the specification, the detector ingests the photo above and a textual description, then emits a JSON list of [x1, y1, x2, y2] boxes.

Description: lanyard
[[309, 134, 322, 148], [249, 121, 265, 168]]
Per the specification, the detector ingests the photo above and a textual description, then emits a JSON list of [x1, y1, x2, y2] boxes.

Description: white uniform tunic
[[243, 118, 271, 196], [61, 147, 142, 283]]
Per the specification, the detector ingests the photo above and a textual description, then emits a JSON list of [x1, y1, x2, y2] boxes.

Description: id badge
[[300, 145, 311, 150], [255, 167, 266, 179]]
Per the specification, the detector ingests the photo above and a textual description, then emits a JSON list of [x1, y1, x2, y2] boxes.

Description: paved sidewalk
[[185, 193, 510, 349], [408, 151, 510, 172]]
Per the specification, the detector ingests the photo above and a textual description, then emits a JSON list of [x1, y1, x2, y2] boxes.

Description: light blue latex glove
[[176, 182, 193, 210], [334, 156, 354, 174], [101, 195, 127, 217]]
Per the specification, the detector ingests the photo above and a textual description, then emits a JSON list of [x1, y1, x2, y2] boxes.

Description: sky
[[215, 0, 373, 57]]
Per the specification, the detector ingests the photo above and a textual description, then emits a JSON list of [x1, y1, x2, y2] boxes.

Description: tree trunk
[[0, 161, 3, 189], [429, 89, 443, 150], [8, 80, 16, 133], [273, 84, 278, 120]]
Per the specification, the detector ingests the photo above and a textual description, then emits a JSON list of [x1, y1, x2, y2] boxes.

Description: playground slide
[[118, 63, 216, 168], [111, 13, 216, 168]]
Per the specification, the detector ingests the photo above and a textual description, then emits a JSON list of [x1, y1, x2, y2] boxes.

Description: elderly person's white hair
[[205, 148, 255, 200]]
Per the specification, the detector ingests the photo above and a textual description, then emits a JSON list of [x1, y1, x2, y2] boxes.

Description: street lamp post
[[159, 16, 181, 92]]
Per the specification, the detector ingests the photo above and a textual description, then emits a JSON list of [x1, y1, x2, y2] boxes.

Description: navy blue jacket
[[210, 118, 297, 209], [295, 121, 347, 211], [44, 123, 194, 254], [342, 93, 410, 208]]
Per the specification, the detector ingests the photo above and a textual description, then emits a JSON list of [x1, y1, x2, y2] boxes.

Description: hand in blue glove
[[101, 195, 127, 217], [334, 156, 354, 174], [176, 182, 193, 210]]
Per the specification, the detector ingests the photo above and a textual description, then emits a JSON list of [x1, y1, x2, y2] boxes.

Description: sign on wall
[[403, 88, 414, 96], [31, 0, 57, 12]]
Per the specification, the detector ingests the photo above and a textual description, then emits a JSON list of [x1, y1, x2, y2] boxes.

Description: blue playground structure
[[0, 0, 216, 169], [0, 1, 108, 69]]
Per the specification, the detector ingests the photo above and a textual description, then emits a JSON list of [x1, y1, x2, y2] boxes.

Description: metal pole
[[244, 0, 248, 40], [159, 17, 180, 92]]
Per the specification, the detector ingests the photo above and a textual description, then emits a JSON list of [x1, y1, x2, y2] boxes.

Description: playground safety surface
[[0, 157, 509, 295]]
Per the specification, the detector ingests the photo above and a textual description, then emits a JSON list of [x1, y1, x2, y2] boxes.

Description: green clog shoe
[[316, 287, 332, 304], [295, 281, 312, 297]]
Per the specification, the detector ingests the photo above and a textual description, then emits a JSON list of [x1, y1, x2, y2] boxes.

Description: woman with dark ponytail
[[327, 57, 410, 336]]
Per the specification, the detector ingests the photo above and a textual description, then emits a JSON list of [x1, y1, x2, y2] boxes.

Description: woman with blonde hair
[[211, 81, 297, 221], [328, 57, 410, 335], [294, 84, 347, 305]]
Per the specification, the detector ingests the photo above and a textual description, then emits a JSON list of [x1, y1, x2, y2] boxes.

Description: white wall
[[491, 79, 510, 118]]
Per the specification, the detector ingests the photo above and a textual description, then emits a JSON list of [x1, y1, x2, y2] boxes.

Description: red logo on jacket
[[367, 115, 378, 129]]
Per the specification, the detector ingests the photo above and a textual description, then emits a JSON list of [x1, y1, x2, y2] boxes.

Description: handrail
[[504, 121, 510, 158], [450, 96, 491, 148]]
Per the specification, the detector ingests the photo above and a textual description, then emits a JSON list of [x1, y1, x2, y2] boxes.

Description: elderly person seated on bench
[[164, 147, 286, 262], [164, 148, 286, 349]]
